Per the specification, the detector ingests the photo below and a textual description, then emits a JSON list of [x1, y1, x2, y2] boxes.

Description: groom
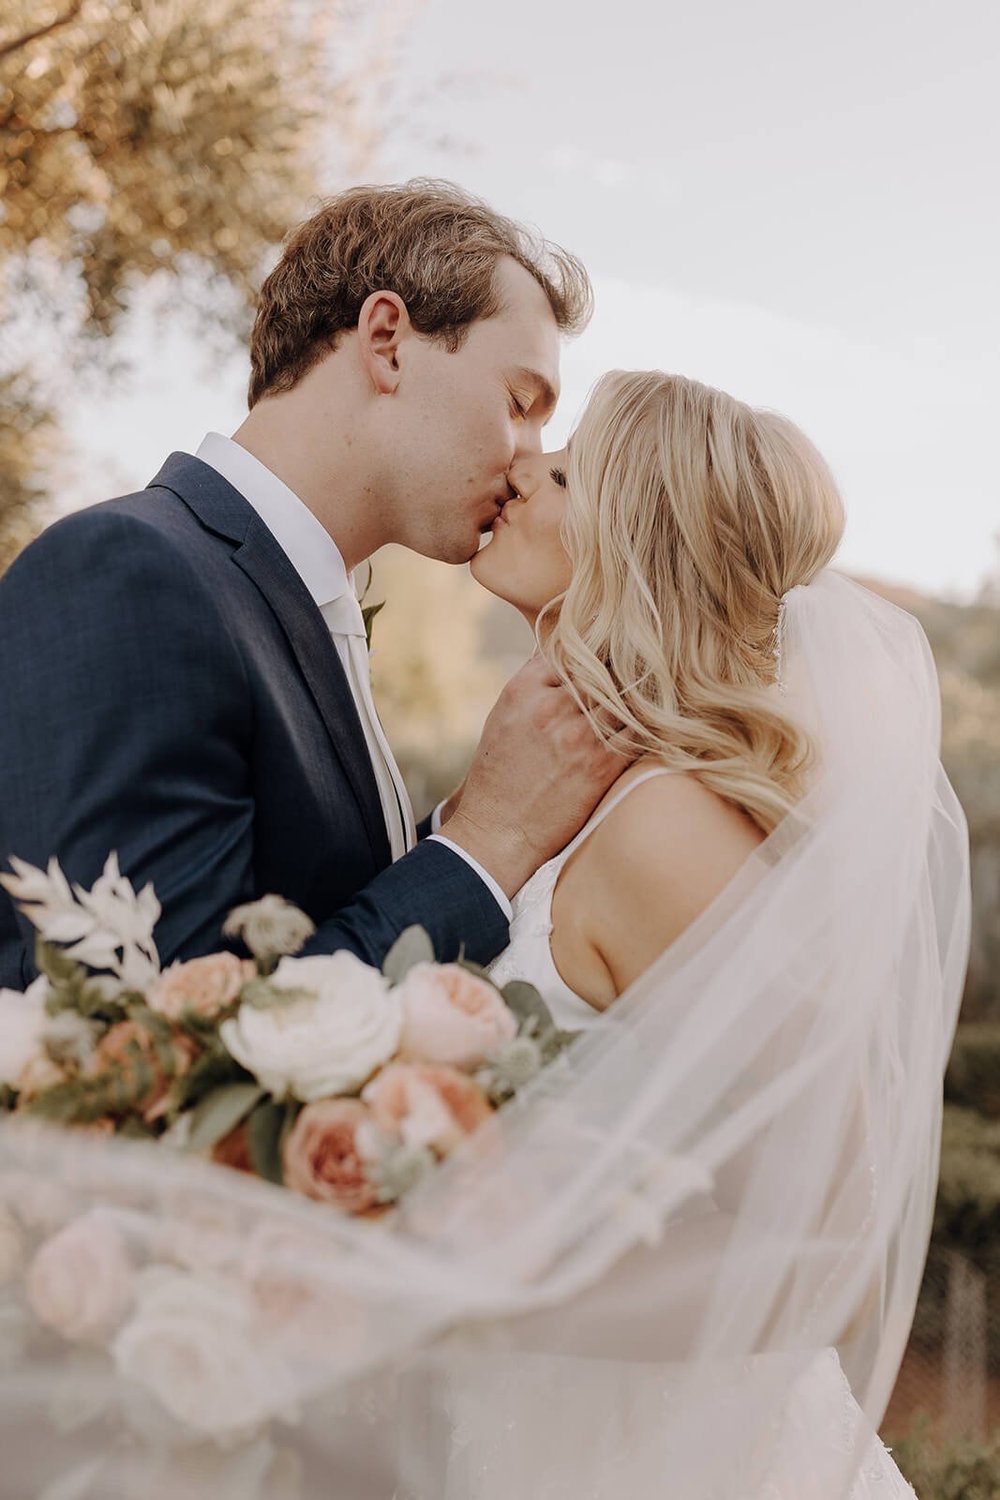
[[0, 181, 622, 988]]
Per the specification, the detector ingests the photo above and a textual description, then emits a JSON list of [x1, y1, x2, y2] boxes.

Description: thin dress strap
[[559, 766, 676, 862]]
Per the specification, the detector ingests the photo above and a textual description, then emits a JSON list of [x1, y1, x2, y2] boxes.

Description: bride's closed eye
[[550, 467, 567, 489]]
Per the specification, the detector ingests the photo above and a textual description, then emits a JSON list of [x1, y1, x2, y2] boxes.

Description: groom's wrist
[[437, 809, 534, 901]]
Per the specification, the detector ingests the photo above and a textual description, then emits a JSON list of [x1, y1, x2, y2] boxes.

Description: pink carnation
[[397, 964, 517, 1070]]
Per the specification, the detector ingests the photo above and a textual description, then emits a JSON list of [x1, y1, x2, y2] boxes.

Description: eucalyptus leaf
[[383, 925, 435, 985], [25, 1075, 118, 1125], [539, 1027, 581, 1063], [75, 983, 127, 1026], [35, 934, 84, 987], [176, 1045, 251, 1112], [240, 978, 313, 1010], [185, 1082, 265, 1154], [246, 1099, 285, 1184], [125, 1005, 174, 1047], [501, 980, 558, 1037]]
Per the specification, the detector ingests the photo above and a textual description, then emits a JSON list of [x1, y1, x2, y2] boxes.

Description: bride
[[468, 369, 837, 1013], [0, 372, 970, 1500]]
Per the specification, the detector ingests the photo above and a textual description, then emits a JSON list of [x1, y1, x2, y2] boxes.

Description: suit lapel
[[149, 453, 391, 869]]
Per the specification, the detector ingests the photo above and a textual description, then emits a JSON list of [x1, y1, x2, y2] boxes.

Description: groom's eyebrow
[[511, 367, 559, 421]]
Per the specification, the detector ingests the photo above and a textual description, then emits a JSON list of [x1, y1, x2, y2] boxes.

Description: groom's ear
[[357, 290, 409, 396]]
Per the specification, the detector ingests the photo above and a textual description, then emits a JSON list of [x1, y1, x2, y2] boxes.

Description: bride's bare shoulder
[[594, 759, 763, 866], [572, 760, 766, 992]]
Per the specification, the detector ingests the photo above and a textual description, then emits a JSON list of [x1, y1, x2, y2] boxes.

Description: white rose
[[26, 1210, 134, 1341], [220, 953, 402, 1102], [0, 978, 50, 1089], [112, 1267, 295, 1436]]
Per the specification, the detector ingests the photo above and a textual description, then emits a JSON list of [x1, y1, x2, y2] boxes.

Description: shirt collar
[[196, 432, 352, 608]]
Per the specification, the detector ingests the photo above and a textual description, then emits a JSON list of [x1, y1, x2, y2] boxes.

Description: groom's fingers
[[439, 652, 637, 896], [515, 655, 631, 763], [504, 660, 633, 784]]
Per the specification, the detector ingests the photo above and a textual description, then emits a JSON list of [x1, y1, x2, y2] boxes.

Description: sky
[[64, 0, 999, 598]]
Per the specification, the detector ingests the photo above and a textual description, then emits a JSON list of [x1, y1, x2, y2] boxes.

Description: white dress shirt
[[196, 433, 511, 918]]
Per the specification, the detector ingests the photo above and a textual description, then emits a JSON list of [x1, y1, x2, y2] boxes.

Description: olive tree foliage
[[0, 0, 410, 568], [0, 372, 61, 573]]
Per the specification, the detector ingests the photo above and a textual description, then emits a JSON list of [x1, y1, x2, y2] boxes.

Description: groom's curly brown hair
[[247, 179, 592, 407]]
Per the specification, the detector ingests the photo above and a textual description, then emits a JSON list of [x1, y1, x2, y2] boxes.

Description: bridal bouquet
[[0, 855, 574, 1215]]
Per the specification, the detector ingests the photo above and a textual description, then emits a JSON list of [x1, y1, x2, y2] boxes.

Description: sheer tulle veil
[[0, 571, 971, 1498]]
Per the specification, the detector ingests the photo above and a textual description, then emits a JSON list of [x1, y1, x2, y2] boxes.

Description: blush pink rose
[[363, 1061, 492, 1156], [147, 953, 256, 1022], [26, 1211, 133, 1341], [397, 964, 517, 1070], [282, 1099, 380, 1215]]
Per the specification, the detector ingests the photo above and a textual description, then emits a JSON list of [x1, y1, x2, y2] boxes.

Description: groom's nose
[[513, 423, 544, 459]]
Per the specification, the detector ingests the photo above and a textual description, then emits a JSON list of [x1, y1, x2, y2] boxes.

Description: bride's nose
[[505, 464, 528, 499]]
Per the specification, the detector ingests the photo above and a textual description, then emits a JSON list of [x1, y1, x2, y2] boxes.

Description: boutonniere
[[358, 562, 385, 652]]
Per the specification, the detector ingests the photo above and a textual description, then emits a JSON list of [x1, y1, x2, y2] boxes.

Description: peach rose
[[26, 1210, 133, 1341], [147, 953, 256, 1022], [281, 1099, 380, 1214], [363, 1061, 492, 1156], [397, 964, 517, 1070], [89, 1020, 197, 1122]]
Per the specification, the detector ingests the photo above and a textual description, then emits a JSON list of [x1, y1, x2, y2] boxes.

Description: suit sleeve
[[0, 510, 508, 981], [303, 838, 509, 966]]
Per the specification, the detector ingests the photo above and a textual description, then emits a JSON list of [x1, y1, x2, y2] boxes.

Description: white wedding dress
[[481, 767, 918, 1499]]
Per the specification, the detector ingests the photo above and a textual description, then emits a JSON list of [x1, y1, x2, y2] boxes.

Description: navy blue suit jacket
[[0, 454, 508, 988]]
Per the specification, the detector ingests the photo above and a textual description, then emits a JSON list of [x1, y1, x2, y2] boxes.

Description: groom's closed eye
[[507, 367, 559, 425]]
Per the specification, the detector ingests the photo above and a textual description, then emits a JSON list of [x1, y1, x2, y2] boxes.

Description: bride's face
[[469, 448, 573, 620]]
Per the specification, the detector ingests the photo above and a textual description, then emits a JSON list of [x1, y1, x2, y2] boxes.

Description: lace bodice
[[487, 767, 675, 1026]]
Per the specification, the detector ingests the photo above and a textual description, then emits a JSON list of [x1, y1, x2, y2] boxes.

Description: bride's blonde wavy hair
[[540, 372, 846, 833]]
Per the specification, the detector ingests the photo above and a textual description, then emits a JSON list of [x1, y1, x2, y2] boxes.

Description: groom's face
[[384, 258, 562, 564]]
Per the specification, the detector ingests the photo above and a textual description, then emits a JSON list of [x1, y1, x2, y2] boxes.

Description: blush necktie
[[320, 592, 415, 862]]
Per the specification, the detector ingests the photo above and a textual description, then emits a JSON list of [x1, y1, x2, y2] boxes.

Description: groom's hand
[[440, 656, 629, 899]]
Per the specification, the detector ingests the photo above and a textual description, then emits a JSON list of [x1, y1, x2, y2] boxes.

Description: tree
[[0, 373, 61, 574], [0, 0, 411, 567]]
